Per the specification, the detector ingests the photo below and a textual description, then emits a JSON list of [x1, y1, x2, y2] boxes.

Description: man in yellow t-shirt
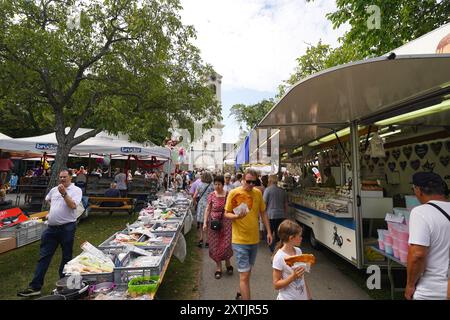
[[225, 168, 272, 300]]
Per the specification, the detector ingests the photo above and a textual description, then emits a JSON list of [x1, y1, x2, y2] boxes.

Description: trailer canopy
[[258, 54, 450, 152]]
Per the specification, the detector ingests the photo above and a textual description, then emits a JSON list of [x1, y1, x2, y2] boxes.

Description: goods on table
[[64, 252, 114, 274], [128, 275, 159, 296]]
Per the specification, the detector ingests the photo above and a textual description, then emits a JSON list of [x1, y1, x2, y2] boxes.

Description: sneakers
[[17, 287, 41, 297]]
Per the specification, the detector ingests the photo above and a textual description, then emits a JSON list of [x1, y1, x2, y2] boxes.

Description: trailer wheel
[[309, 228, 321, 250]]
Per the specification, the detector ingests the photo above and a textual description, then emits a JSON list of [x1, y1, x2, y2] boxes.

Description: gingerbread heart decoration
[[410, 159, 420, 171], [446, 141, 450, 153], [388, 162, 396, 172], [440, 156, 450, 167], [430, 142, 442, 156], [400, 161, 407, 171], [372, 157, 379, 165], [422, 161, 435, 172], [392, 149, 401, 160], [415, 144, 428, 159], [403, 146, 412, 159]]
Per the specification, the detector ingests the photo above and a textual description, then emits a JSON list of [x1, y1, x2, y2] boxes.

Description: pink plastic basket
[[399, 250, 408, 263], [384, 233, 393, 245], [398, 239, 408, 251], [378, 240, 385, 251]]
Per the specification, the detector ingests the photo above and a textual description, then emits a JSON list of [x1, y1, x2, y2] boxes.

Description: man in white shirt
[[18, 169, 82, 297], [233, 173, 243, 188], [406, 172, 450, 300], [224, 172, 235, 192]]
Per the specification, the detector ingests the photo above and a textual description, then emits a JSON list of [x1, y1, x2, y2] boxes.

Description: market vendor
[[17, 169, 82, 298], [321, 167, 336, 189], [405, 172, 450, 300]]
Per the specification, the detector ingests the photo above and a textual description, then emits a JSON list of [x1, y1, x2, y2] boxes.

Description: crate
[[151, 221, 180, 235], [80, 271, 114, 284], [136, 232, 176, 250], [98, 230, 145, 250], [113, 246, 169, 285], [0, 222, 47, 247]]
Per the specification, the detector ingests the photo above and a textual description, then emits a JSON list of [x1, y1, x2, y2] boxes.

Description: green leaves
[[0, 0, 220, 146], [230, 99, 275, 131]]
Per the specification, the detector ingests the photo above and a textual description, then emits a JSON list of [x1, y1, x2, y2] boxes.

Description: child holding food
[[272, 219, 313, 300]]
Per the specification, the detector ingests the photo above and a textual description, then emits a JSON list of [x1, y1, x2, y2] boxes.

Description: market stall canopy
[[0, 128, 171, 159], [258, 54, 450, 152]]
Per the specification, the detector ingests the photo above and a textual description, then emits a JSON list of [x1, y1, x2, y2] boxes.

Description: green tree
[[230, 99, 275, 131], [0, 0, 221, 191], [312, 0, 450, 59]]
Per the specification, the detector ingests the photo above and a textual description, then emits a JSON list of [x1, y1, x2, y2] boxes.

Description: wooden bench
[[88, 197, 136, 215]]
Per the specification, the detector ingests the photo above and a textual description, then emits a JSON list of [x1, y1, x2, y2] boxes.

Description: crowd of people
[[8, 160, 449, 301]]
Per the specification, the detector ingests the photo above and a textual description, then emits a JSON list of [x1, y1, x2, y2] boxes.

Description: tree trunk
[[41, 144, 71, 211]]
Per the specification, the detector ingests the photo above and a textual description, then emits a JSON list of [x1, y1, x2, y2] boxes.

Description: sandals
[[197, 240, 203, 248], [235, 292, 242, 300], [214, 271, 222, 279], [226, 266, 234, 275]]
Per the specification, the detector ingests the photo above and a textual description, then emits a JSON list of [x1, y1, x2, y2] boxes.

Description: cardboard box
[[0, 237, 16, 254]]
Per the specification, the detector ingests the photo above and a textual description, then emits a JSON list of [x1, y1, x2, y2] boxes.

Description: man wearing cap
[[405, 172, 450, 300], [224, 173, 235, 193]]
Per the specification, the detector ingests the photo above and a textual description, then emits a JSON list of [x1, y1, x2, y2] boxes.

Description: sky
[[179, 0, 349, 143]]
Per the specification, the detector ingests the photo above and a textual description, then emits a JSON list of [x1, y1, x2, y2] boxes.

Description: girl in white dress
[[272, 219, 312, 300]]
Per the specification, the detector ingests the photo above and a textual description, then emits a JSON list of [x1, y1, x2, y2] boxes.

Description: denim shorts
[[232, 244, 258, 272]]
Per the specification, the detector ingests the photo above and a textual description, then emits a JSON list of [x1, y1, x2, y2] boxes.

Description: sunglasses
[[246, 180, 257, 185]]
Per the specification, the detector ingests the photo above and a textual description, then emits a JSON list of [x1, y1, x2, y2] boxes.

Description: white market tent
[[0, 128, 171, 160]]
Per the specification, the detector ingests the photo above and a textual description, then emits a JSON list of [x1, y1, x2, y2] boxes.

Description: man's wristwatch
[[61, 193, 67, 198]]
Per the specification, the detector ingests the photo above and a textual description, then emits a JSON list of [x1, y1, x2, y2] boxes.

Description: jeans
[[29, 222, 76, 290], [232, 244, 258, 273]]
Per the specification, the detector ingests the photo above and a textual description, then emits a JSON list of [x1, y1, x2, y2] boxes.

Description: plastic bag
[[183, 212, 193, 235], [233, 203, 249, 217], [367, 132, 385, 158], [173, 233, 187, 263]]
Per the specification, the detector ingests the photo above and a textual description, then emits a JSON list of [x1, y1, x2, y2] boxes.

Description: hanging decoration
[[392, 149, 401, 160], [421, 161, 435, 172], [410, 159, 421, 171], [402, 146, 412, 159], [388, 162, 396, 172], [430, 142, 442, 156], [414, 144, 428, 159], [440, 156, 449, 167], [400, 161, 407, 171], [132, 156, 166, 169]]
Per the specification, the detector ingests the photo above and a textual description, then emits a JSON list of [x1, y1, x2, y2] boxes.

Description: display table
[[370, 245, 406, 300]]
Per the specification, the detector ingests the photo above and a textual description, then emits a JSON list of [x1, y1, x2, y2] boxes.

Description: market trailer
[[256, 53, 450, 269]]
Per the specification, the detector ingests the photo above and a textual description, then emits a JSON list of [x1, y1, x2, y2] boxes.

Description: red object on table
[[0, 207, 29, 229]]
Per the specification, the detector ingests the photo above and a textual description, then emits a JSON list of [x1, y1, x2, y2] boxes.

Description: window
[[211, 136, 215, 143]]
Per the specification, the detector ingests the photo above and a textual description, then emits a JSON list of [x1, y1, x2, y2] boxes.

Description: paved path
[[199, 241, 371, 300]]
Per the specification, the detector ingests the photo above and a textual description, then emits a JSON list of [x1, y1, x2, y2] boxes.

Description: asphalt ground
[[199, 239, 371, 300]]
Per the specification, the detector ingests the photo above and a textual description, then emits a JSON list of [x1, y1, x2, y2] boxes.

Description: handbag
[[194, 183, 211, 211], [209, 192, 227, 231]]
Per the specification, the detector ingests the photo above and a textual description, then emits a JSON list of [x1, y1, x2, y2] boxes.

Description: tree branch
[[69, 128, 102, 148]]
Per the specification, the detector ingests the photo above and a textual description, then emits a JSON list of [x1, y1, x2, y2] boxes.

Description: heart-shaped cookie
[[440, 156, 450, 167], [388, 162, 396, 172], [400, 161, 407, 171], [422, 161, 435, 172], [415, 144, 428, 159], [403, 146, 412, 159], [410, 159, 420, 171], [392, 149, 401, 160], [430, 142, 442, 156]]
